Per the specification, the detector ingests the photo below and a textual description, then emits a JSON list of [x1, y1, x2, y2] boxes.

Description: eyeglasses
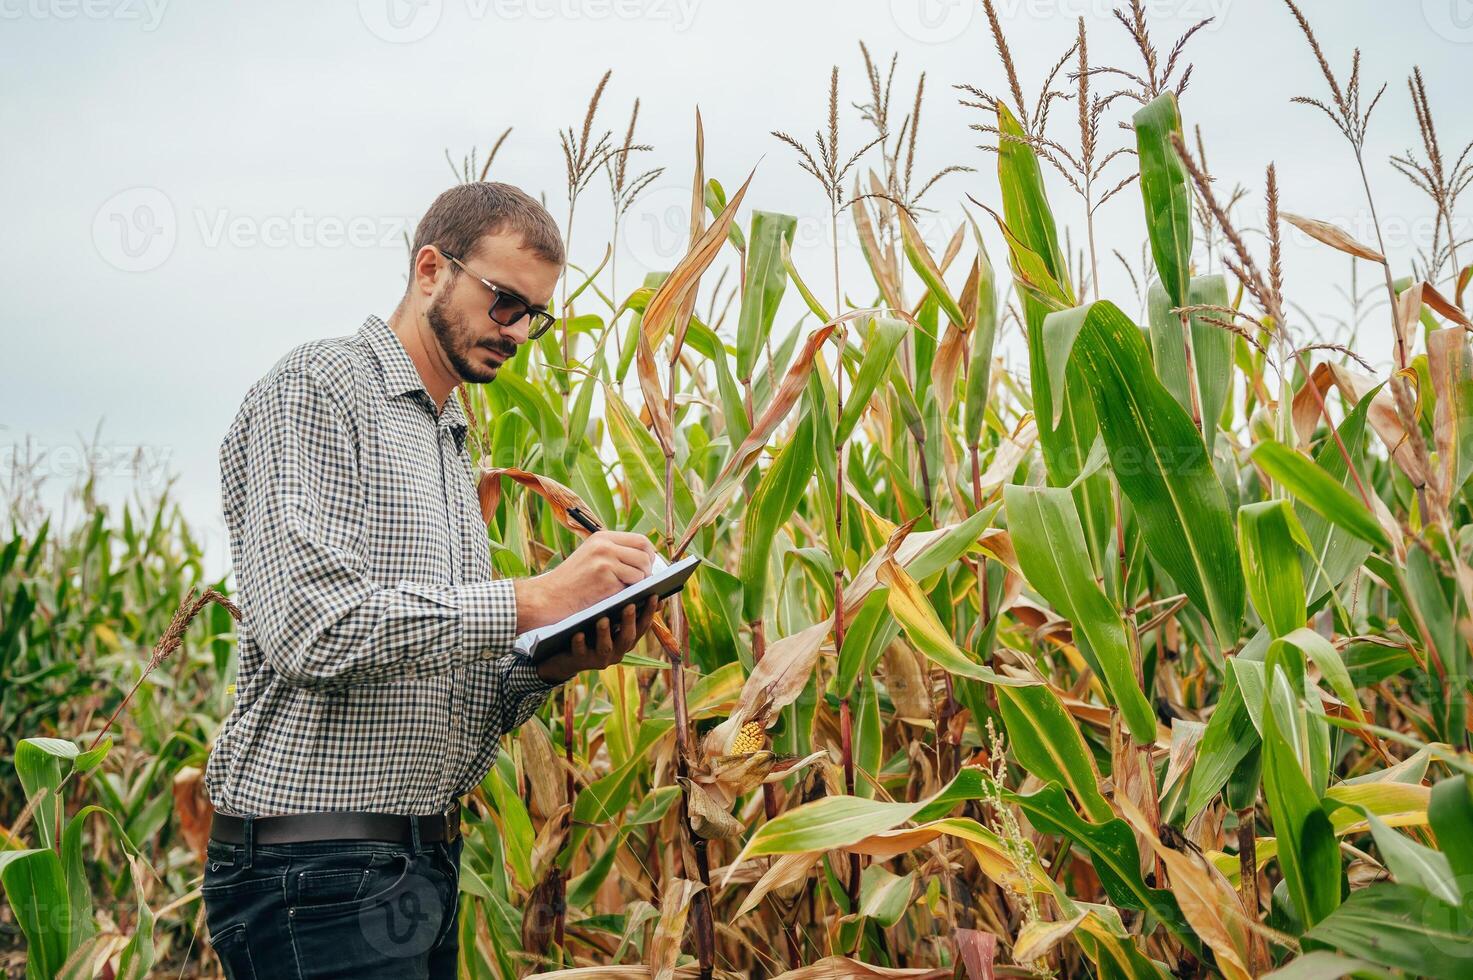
[[437, 248, 557, 340]]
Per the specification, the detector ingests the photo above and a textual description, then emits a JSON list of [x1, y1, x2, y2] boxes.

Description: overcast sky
[[2, 0, 1468, 579]]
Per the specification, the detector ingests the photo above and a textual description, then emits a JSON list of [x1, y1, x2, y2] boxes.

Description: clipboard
[[512, 554, 701, 663]]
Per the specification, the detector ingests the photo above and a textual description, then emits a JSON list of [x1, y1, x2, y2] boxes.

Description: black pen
[[569, 506, 668, 572], [567, 506, 602, 535]]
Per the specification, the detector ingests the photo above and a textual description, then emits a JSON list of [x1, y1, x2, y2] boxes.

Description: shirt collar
[[360, 315, 469, 451]]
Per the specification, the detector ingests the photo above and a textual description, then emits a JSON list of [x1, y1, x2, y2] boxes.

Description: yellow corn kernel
[[731, 721, 765, 755]]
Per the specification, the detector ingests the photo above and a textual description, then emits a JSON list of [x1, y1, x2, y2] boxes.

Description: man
[[201, 181, 660, 979]]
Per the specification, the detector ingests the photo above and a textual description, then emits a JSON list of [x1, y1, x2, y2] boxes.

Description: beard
[[425, 289, 517, 384]]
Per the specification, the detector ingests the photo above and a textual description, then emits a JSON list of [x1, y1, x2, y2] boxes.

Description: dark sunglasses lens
[[530, 314, 554, 339], [490, 293, 529, 326]]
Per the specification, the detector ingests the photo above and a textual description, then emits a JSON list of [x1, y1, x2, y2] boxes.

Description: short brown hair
[[410, 182, 565, 270]]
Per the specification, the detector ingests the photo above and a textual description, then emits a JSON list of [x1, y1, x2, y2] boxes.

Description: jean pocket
[[288, 851, 410, 920], [288, 851, 447, 973], [208, 921, 258, 980]]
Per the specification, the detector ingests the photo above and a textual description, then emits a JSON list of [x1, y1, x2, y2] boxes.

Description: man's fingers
[[589, 530, 657, 579], [633, 596, 658, 638], [570, 629, 589, 659], [595, 615, 614, 659], [612, 545, 654, 579], [610, 559, 646, 586], [615, 602, 639, 654]]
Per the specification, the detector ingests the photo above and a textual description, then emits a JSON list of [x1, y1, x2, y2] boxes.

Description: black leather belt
[[209, 803, 461, 846]]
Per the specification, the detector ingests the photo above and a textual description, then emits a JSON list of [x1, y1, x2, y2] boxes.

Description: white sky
[[2, 0, 1468, 579]]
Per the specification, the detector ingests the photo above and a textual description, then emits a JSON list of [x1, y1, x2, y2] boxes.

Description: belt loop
[[409, 812, 423, 857], [241, 814, 255, 869]]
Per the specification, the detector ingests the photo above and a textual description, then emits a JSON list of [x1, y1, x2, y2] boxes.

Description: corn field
[[5, 1, 1473, 977]]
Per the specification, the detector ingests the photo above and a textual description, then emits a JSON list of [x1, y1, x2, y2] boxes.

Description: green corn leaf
[[837, 316, 909, 444], [897, 206, 966, 329], [1147, 275, 1233, 449], [602, 386, 694, 536], [1261, 665, 1341, 930], [1238, 499, 1308, 637], [1303, 883, 1473, 977], [1299, 389, 1374, 604], [0, 849, 70, 979], [996, 683, 1114, 823], [736, 211, 797, 382], [740, 411, 816, 624], [832, 588, 896, 699], [858, 865, 915, 927], [1044, 300, 1244, 645], [1363, 811, 1458, 904], [1134, 93, 1193, 310], [963, 220, 1000, 448], [735, 768, 989, 859], [1183, 641, 1259, 817], [1250, 440, 1390, 552], [996, 103, 1070, 293], [1430, 775, 1473, 899], [1003, 484, 1156, 743], [1006, 782, 1196, 950]]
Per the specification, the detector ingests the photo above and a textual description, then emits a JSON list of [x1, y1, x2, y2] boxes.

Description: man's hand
[[534, 594, 660, 684], [513, 530, 658, 632]]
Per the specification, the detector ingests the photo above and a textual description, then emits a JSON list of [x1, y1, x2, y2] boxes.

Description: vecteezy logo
[[359, 0, 443, 43], [92, 187, 177, 272], [1424, 0, 1473, 42], [891, 0, 975, 44], [361, 868, 443, 959], [619, 182, 698, 271]]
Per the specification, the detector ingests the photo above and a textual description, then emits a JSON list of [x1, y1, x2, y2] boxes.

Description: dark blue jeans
[[201, 829, 463, 979]]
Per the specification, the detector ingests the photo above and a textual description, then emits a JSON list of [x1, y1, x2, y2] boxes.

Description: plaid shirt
[[205, 314, 557, 816]]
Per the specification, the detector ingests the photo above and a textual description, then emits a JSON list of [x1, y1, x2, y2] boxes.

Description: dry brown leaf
[[1282, 212, 1385, 264], [171, 766, 211, 864], [529, 803, 572, 881], [1159, 719, 1207, 801], [1116, 796, 1257, 980], [732, 851, 822, 918], [691, 751, 776, 808], [521, 863, 563, 957], [528, 970, 710, 980], [642, 160, 755, 350], [674, 318, 843, 553], [648, 877, 704, 980], [1012, 913, 1087, 964], [519, 716, 569, 819], [636, 328, 674, 456], [476, 465, 600, 534], [671, 108, 707, 362], [1421, 280, 1473, 328], [1429, 327, 1473, 504], [931, 318, 969, 422], [702, 619, 831, 754], [769, 956, 951, 980], [1396, 281, 1425, 367], [1315, 361, 1431, 489], [679, 777, 744, 840], [882, 640, 933, 721], [984, 416, 1038, 492], [853, 182, 904, 311]]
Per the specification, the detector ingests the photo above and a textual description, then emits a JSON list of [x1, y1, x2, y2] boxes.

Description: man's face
[[426, 232, 562, 384]]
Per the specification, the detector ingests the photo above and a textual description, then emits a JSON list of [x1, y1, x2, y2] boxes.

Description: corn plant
[[7, 2, 1473, 977]]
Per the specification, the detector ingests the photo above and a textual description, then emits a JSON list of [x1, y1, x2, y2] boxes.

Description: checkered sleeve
[[487, 654, 559, 741], [239, 368, 523, 691]]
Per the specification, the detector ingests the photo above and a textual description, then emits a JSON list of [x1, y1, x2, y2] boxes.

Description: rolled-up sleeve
[[235, 368, 522, 690], [488, 656, 559, 740]]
